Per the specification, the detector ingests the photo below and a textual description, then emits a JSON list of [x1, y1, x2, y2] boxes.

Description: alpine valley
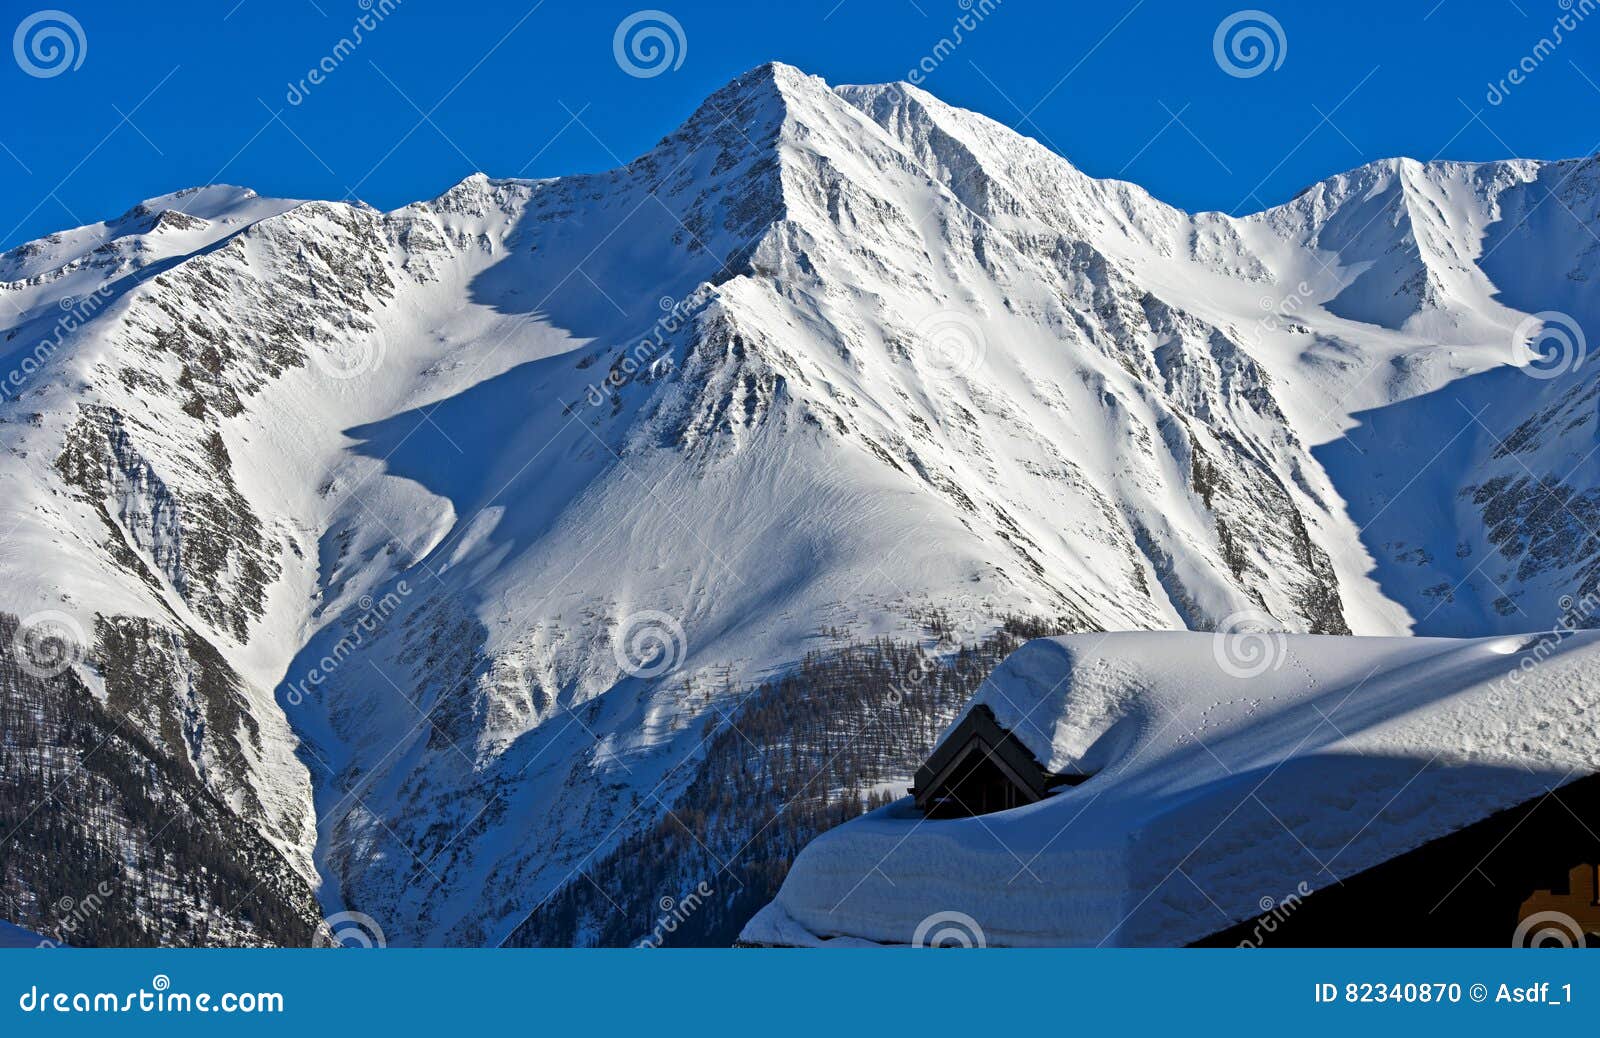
[[2, 62, 1597, 947]]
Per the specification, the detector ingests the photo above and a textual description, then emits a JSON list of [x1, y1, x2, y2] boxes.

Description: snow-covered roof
[[0, 920, 50, 948], [742, 630, 1600, 947]]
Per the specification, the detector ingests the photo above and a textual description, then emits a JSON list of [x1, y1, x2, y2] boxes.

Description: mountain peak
[[740, 59, 814, 86], [662, 60, 831, 142]]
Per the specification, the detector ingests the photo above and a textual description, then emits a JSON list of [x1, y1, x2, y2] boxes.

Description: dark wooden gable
[[911, 705, 1084, 818]]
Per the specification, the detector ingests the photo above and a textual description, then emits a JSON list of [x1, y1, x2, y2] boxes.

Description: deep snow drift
[[742, 630, 1600, 947]]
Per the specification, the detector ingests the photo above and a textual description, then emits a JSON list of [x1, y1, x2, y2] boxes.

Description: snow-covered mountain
[[2, 62, 1597, 945]]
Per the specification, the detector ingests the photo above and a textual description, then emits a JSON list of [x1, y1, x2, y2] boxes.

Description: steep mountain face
[[1, 62, 1596, 945]]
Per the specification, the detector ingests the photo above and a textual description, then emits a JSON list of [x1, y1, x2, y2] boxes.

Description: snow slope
[[743, 630, 1600, 947], [1, 62, 1598, 944]]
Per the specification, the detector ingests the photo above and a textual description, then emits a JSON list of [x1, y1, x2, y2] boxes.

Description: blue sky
[[2, 0, 1597, 250]]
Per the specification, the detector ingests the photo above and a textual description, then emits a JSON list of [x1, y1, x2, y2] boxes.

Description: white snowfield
[[742, 631, 1600, 947]]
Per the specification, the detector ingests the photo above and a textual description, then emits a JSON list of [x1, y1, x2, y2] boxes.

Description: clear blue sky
[[3, 0, 1597, 251]]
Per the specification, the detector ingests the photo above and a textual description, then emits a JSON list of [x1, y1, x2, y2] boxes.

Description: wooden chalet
[[911, 705, 1087, 818]]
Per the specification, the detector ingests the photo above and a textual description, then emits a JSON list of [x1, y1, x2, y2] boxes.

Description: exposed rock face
[[0, 62, 1596, 944]]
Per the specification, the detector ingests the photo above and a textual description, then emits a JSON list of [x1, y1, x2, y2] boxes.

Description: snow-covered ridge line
[[9, 64, 1592, 274]]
